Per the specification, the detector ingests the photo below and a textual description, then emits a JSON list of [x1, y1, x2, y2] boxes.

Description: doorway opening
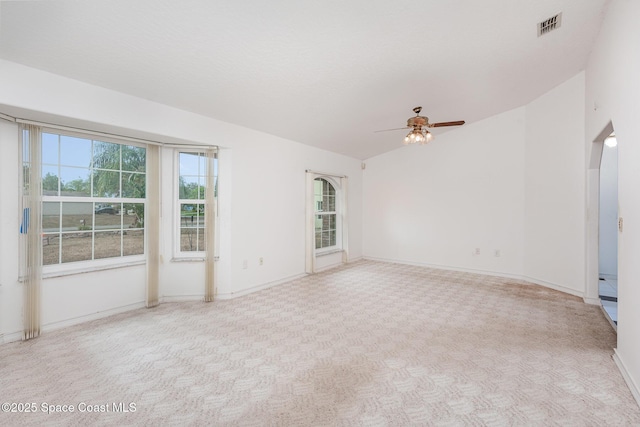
[[586, 122, 618, 331], [598, 132, 618, 325]]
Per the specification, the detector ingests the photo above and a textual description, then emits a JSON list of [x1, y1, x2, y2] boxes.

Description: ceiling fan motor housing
[[407, 116, 428, 128]]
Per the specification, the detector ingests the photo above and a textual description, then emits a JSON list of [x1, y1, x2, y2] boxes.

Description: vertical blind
[[146, 144, 160, 307], [341, 176, 349, 264], [20, 124, 43, 340], [305, 172, 316, 274], [204, 148, 217, 302]]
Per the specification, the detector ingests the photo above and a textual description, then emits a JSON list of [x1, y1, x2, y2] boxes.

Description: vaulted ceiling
[[0, 0, 609, 159]]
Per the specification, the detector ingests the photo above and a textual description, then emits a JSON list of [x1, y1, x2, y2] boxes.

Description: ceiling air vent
[[538, 12, 562, 37]]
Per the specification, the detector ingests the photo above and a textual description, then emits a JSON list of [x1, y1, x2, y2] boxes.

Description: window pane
[[198, 176, 207, 200], [315, 232, 322, 249], [42, 202, 60, 233], [329, 214, 336, 230], [94, 231, 122, 259], [123, 203, 144, 228], [95, 203, 121, 230], [62, 202, 93, 231], [322, 215, 331, 230], [323, 179, 335, 196], [197, 228, 206, 252], [180, 203, 201, 227], [60, 135, 91, 168], [42, 133, 59, 165], [323, 195, 335, 212], [179, 152, 200, 176], [179, 175, 199, 199], [315, 192, 323, 212], [181, 227, 199, 251], [123, 229, 144, 256], [122, 172, 145, 198], [42, 234, 60, 265], [92, 169, 120, 197], [121, 145, 146, 172], [329, 229, 337, 246], [42, 166, 59, 196], [315, 215, 323, 233], [60, 167, 90, 197], [180, 202, 204, 252], [61, 232, 92, 263], [93, 141, 120, 170], [322, 231, 332, 248]]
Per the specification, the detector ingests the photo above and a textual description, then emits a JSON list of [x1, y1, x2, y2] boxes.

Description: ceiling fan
[[375, 106, 465, 145]]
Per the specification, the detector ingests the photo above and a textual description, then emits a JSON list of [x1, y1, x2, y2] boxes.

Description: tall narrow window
[[314, 178, 338, 250], [176, 151, 217, 255]]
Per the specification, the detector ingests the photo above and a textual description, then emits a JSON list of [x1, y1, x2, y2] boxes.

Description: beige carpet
[[1, 260, 639, 426]]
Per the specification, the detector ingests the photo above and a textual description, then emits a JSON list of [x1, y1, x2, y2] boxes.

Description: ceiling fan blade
[[374, 126, 410, 133], [429, 120, 465, 128]]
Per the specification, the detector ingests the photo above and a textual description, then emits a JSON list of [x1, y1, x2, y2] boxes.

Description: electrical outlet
[[494, 249, 501, 257], [242, 259, 248, 269], [259, 257, 264, 266], [619, 217, 624, 232]]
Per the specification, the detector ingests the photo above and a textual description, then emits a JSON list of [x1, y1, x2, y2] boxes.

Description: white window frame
[[173, 149, 218, 260], [314, 176, 342, 255], [39, 128, 147, 277]]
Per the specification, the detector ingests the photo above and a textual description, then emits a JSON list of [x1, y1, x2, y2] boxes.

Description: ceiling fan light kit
[[403, 128, 433, 145]]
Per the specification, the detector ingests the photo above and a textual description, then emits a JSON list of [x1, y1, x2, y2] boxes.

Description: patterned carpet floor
[[1, 260, 639, 426]]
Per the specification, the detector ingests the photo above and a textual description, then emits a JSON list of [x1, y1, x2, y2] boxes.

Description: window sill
[[41, 258, 146, 279], [170, 256, 219, 263], [316, 248, 343, 257]]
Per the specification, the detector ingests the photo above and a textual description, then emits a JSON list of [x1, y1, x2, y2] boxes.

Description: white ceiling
[[0, 0, 609, 159]]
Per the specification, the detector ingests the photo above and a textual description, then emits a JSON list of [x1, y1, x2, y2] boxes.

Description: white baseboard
[[216, 272, 307, 300], [613, 350, 640, 407], [313, 256, 365, 273], [161, 295, 204, 303], [584, 296, 602, 305], [1, 301, 148, 345], [41, 301, 146, 333], [363, 256, 584, 299], [364, 255, 523, 280], [1, 331, 23, 345], [315, 262, 344, 273], [521, 275, 583, 298]]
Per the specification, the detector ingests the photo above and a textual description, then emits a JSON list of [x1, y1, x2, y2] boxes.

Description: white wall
[[0, 60, 363, 341], [363, 107, 526, 276], [599, 142, 618, 276], [585, 0, 640, 403], [363, 72, 587, 298], [523, 72, 586, 294]]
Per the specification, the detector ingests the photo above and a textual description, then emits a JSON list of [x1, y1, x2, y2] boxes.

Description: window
[[176, 151, 217, 255], [39, 131, 146, 266], [314, 178, 338, 250]]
